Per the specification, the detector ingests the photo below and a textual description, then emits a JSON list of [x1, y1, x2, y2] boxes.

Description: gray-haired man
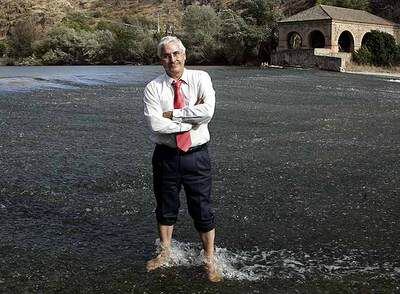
[[143, 36, 222, 282]]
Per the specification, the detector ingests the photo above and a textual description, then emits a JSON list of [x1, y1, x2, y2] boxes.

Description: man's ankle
[[160, 243, 171, 252]]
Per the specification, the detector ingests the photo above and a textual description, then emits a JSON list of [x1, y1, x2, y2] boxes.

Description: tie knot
[[172, 80, 182, 89]]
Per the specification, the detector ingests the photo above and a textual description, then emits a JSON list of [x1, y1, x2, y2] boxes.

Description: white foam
[[151, 239, 400, 281]]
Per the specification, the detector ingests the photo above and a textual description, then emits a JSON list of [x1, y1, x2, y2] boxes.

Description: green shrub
[[61, 12, 93, 31], [352, 46, 373, 65], [42, 49, 69, 65], [44, 25, 115, 64], [32, 39, 51, 57], [362, 30, 398, 66], [16, 54, 42, 66], [96, 20, 157, 64]]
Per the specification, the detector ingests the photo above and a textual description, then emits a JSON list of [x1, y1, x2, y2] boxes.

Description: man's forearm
[[164, 97, 213, 124]]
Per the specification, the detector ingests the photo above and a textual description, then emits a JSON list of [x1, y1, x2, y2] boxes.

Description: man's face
[[160, 42, 186, 79]]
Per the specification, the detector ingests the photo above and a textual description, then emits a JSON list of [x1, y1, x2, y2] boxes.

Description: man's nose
[[170, 55, 176, 62]]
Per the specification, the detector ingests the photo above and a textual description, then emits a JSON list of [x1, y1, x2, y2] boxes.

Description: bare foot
[[146, 247, 171, 272], [204, 257, 223, 283]]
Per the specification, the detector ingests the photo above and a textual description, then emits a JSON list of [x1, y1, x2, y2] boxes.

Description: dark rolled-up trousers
[[152, 143, 215, 233]]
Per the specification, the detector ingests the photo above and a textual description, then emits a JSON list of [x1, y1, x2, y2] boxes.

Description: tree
[[370, 0, 400, 23], [239, 0, 281, 26], [217, 9, 250, 64], [0, 40, 7, 57], [7, 18, 39, 58], [232, 0, 283, 63], [182, 5, 221, 64], [315, 0, 370, 11]]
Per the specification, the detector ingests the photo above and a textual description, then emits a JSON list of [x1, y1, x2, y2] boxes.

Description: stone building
[[271, 4, 400, 71]]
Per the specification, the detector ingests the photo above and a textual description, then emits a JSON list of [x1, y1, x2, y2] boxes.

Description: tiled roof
[[279, 4, 396, 26]]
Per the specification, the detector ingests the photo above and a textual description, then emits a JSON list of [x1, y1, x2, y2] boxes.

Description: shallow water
[[0, 66, 400, 293]]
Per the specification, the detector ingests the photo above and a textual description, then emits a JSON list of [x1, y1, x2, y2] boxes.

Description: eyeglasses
[[161, 50, 184, 61]]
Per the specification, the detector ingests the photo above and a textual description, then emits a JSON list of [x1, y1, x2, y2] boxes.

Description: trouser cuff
[[194, 222, 216, 233]]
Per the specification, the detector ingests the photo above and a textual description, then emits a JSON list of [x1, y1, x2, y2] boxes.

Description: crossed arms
[[162, 96, 205, 120], [143, 74, 215, 134]]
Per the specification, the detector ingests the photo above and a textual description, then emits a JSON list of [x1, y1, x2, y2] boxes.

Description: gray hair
[[157, 36, 186, 58]]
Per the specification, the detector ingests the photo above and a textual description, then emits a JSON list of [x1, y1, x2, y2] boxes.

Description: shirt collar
[[165, 68, 189, 86]]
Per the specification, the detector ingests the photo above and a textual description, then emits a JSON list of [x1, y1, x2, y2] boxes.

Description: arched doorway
[[309, 30, 325, 48], [338, 31, 354, 52], [361, 32, 373, 46], [287, 31, 302, 49]]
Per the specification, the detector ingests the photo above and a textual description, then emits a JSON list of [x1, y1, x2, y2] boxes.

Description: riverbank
[[345, 62, 400, 78]]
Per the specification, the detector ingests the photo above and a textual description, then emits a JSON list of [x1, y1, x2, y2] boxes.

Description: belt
[[156, 143, 208, 154]]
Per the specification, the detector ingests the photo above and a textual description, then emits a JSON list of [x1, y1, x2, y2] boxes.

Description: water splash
[[152, 239, 400, 282], [386, 79, 400, 83]]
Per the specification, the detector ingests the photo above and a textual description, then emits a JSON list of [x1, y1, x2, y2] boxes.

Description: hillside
[[370, 0, 400, 24], [1, 0, 398, 41], [0, 0, 310, 39]]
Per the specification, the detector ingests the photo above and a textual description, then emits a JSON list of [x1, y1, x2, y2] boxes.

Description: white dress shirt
[[143, 69, 215, 148]]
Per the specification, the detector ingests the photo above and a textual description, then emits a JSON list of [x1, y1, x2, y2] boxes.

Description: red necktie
[[172, 80, 191, 152]]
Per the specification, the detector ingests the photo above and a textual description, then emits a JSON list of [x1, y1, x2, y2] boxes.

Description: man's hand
[[195, 96, 205, 105], [163, 111, 173, 119]]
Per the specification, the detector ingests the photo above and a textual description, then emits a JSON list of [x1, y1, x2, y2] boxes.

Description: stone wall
[[314, 49, 352, 61], [278, 20, 399, 52], [271, 49, 345, 72], [331, 21, 398, 52], [278, 20, 332, 51], [395, 27, 400, 44]]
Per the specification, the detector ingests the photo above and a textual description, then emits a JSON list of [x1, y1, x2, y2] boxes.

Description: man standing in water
[[143, 36, 221, 282]]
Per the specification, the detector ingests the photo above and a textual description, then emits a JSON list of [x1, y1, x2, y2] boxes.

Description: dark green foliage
[[181, 1, 282, 65], [239, 0, 281, 26], [0, 40, 7, 57], [360, 30, 400, 66], [232, 0, 282, 64], [96, 20, 158, 64], [370, 0, 400, 24], [315, 0, 370, 11], [352, 46, 373, 64], [7, 18, 38, 58], [218, 9, 251, 64], [182, 5, 221, 64], [40, 26, 112, 65]]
